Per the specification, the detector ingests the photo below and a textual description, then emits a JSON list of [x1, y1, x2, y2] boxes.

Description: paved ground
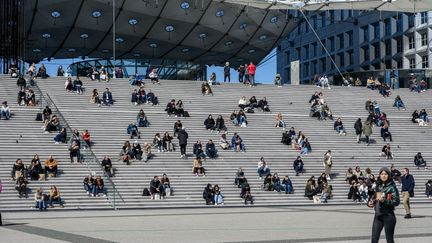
[[1, 204, 432, 243]]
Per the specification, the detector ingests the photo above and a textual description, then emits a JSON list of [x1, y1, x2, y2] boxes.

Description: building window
[[409, 58, 415, 69], [320, 12, 326, 28], [421, 12, 428, 24], [374, 44, 380, 59], [329, 37, 335, 52], [330, 55, 335, 69], [396, 37, 403, 53], [348, 51, 353, 65], [363, 47, 369, 61], [362, 26, 369, 42], [385, 40, 391, 56], [321, 39, 326, 54], [285, 51, 290, 64], [304, 45, 309, 59], [421, 33, 428, 46], [384, 19, 391, 35], [396, 15, 403, 32], [397, 60, 403, 69], [348, 10, 353, 18], [347, 31, 353, 46], [320, 58, 326, 72], [303, 63, 309, 77], [373, 22, 380, 39], [339, 53, 345, 67], [338, 34, 344, 49], [312, 15, 317, 29], [408, 35, 415, 49], [330, 11, 335, 24], [408, 14, 415, 28], [296, 47, 301, 59], [422, 56, 429, 68], [312, 43, 317, 57], [340, 10, 345, 20]]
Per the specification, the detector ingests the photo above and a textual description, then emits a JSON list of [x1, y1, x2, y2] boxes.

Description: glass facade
[[69, 59, 207, 81]]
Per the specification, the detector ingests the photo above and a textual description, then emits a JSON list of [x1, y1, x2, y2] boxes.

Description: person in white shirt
[[320, 75, 331, 89], [238, 96, 248, 110], [257, 157, 270, 179], [1, 102, 11, 120]]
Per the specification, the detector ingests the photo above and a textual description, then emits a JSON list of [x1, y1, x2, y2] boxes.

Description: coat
[[363, 121, 373, 136], [354, 120, 363, 135], [177, 130, 188, 145]]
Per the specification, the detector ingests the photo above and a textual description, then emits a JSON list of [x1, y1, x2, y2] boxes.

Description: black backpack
[[35, 113, 43, 121], [142, 188, 150, 196]]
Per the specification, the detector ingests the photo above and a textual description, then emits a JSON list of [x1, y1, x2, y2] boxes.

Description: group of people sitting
[[152, 132, 175, 152], [238, 96, 271, 112], [204, 114, 227, 133], [17, 88, 36, 106], [165, 99, 188, 117], [143, 174, 171, 200], [230, 110, 248, 127], [345, 166, 375, 203], [65, 77, 84, 94], [233, 169, 254, 205], [11, 155, 59, 189], [365, 99, 393, 142], [281, 128, 312, 155], [314, 75, 331, 89], [309, 92, 333, 120], [131, 88, 159, 106], [83, 175, 108, 197], [408, 76, 427, 93], [203, 184, 224, 205], [89, 88, 114, 106], [262, 173, 294, 194], [304, 174, 333, 203], [88, 66, 109, 81], [119, 140, 152, 163], [412, 109, 429, 126], [34, 186, 64, 210]]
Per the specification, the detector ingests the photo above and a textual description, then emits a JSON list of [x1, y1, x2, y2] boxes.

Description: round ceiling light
[[128, 19, 138, 25], [180, 1, 190, 9], [42, 33, 51, 39], [51, 11, 61, 18], [92, 11, 102, 18], [165, 25, 174, 32]]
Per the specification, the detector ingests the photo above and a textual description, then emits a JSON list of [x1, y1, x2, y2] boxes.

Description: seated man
[[214, 115, 227, 133], [204, 115, 215, 131], [127, 122, 141, 139], [146, 90, 158, 105], [92, 175, 107, 197], [1, 101, 11, 120], [149, 176, 164, 200], [205, 139, 217, 159], [44, 155, 58, 178], [15, 174, 28, 198], [231, 133, 246, 152], [48, 186, 64, 208], [165, 99, 177, 117], [193, 140, 206, 159], [203, 184, 214, 205], [136, 109, 149, 127], [257, 157, 270, 179], [83, 175, 94, 194], [102, 88, 113, 106], [69, 141, 81, 163], [73, 77, 83, 94], [34, 188, 47, 211], [101, 156, 114, 177], [258, 97, 270, 112], [281, 176, 294, 194], [333, 117, 347, 136], [240, 182, 253, 205], [16, 75, 26, 89], [393, 95, 406, 110], [132, 141, 143, 160], [11, 158, 26, 180], [414, 152, 427, 169], [293, 156, 304, 176], [235, 170, 248, 188]]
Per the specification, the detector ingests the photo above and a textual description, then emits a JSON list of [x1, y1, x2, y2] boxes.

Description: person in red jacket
[[247, 61, 256, 86], [82, 129, 91, 148]]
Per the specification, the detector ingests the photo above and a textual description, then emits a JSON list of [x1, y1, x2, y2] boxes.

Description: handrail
[[31, 81, 124, 209]]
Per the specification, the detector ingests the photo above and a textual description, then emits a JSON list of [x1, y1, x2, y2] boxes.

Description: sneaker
[[55, 142, 59, 145], [404, 214, 411, 219], [86, 191, 90, 195], [103, 194, 107, 197], [59, 205, 64, 208], [259, 177, 262, 180]]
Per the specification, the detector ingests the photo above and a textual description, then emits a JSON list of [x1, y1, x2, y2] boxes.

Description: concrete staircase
[[1, 75, 431, 210]]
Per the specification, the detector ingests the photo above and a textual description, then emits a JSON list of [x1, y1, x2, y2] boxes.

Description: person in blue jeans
[[293, 156, 304, 176], [48, 186, 64, 208], [92, 176, 107, 197], [257, 157, 270, 179], [34, 188, 47, 211], [1, 101, 11, 120], [83, 175, 95, 195], [282, 176, 293, 194], [393, 95, 406, 110]]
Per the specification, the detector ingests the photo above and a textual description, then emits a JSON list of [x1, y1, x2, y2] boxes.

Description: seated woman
[[272, 173, 282, 192], [193, 140, 206, 159], [414, 152, 427, 169], [379, 83, 391, 97], [205, 139, 217, 159], [282, 176, 294, 194], [99, 66, 108, 81], [17, 88, 26, 106], [29, 155, 43, 181], [419, 79, 427, 92], [380, 120, 393, 142], [366, 77, 375, 89], [419, 109, 429, 123], [101, 155, 114, 177], [231, 133, 245, 152], [203, 184, 214, 205], [213, 185, 224, 205], [49, 186, 64, 208], [82, 129, 92, 148], [142, 142, 152, 162], [34, 188, 47, 211], [214, 115, 227, 133], [136, 109, 149, 127], [209, 72, 216, 85], [201, 81, 213, 96], [73, 77, 83, 94], [235, 170, 248, 188], [161, 174, 172, 196], [258, 97, 270, 112], [393, 95, 406, 110], [274, 73, 282, 87], [304, 176, 319, 200], [300, 138, 312, 155], [44, 116, 60, 133], [333, 117, 347, 136], [219, 133, 230, 150], [149, 69, 160, 84], [119, 141, 133, 164], [345, 168, 357, 185], [83, 175, 95, 194], [238, 96, 249, 110], [274, 112, 286, 129], [44, 155, 58, 178], [249, 96, 258, 108], [193, 157, 205, 176], [320, 182, 332, 203], [54, 127, 67, 144], [92, 176, 107, 197], [204, 115, 216, 131], [15, 174, 28, 198], [321, 102, 333, 120], [293, 156, 304, 176], [257, 157, 270, 179], [380, 143, 393, 159], [11, 158, 26, 181], [26, 89, 36, 106], [175, 100, 186, 117], [165, 99, 177, 117], [90, 89, 101, 106], [153, 133, 163, 152], [65, 77, 74, 92], [127, 122, 141, 139], [162, 132, 174, 152], [230, 111, 239, 126], [69, 141, 80, 163], [131, 89, 140, 105], [241, 182, 253, 205], [237, 110, 248, 127], [149, 176, 164, 200], [262, 174, 273, 191], [132, 141, 142, 160], [146, 90, 158, 105]]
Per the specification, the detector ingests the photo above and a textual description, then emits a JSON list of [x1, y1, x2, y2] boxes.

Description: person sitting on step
[[300, 138, 312, 155], [380, 120, 393, 142], [149, 176, 164, 200], [257, 157, 270, 179], [414, 152, 428, 169], [193, 140, 206, 159], [165, 99, 177, 117], [65, 77, 74, 92], [44, 115, 60, 133], [102, 88, 113, 106], [274, 112, 286, 130], [272, 173, 282, 192], [262, 174, 273, 191], [393, 95, 406, 110], [49, 186, 64, 208], [193, 157, 205, 177], [146, 89, 158, 105], [92, 176, 107, 197], [238, 96, 249, 110], [425, 179, 432, 199], [219, 133, 230, 150], [161, 174, 172, 196], [379, 143, 393, 159], [175, 100, 187, 117], [205, 139, 217, 159], [136, 109, 149, 127], [231, 133, 245, 152], [293, 156, 304, 176], [235, 170, 248, 188], [44, 155, 58, 178], [201, 81, 213, 96], [304, 176, 319, 200], [54, 127, 67, 144], [127, 121, 140, 139], [149, 69, 160, 84], [73, 77, 83, 95], [11, 158, 26, 181], [153, 133, 163, 152], [132, 140, 143, 160], [15, 174, 28, 198], [83, 175, 95, 195], [29, 155, 43, 181], [214, 115, 227, 133], [69, 140, 81, 163], [162, 132, 174, 152], [282, 176, 294, 194], [204, 114, 216, 131], [82, 129, 92, 148], [281, 127, 296, 146], [143, 142, 153, 162], [249, 96, 258, 109], [173, 120, 183, 136], [203, 184, 214, 205], [258, 97, 270, 112], [241, 182, 254, 205], [333, 117, 347, 136], [90, 89, 101, 106], [213, 185, 224, 205], [101, 155, 114, 177], [119, 141, 133, 164], [34, 188, 47, 211]]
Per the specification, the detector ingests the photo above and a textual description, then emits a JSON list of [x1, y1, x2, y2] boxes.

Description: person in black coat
[[165, 99, 177, 117], [414, 152, 427, 169], [214, 115, 226, 133], [258, 97, 270, 112], [205, 139, 217, 159], [293, 156, 304, 176], [193, 140, 206, 159], [101, 156, 114, 177], [204, 115, 215, 131], [150, 176, 164, 199], [177, 128, 188, 159], [102, 88, 113, 106], [203, 183, 214, 205], [354, 118, 363, 143]]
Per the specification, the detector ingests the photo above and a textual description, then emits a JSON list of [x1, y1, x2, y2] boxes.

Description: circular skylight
[[80, 33, 89, 39], [181, 48, 190, 53], [149, 43, 158, 48], [68, 48, 76, 52], [92, 11, 102, 18], [180, 2, 190, 9], [116, 37, 124, 43], [215, 10, 224, 17], [51, 11, 61, 18], [128, 19, 138, 25], [270, 16, 278, 23], [32, 48, 41, 53], [199, 33, 207, 39], [224, 41, 233, 46], [248, 49, 256, 54], [133, 53, 141, 57], [239, 23, 247, 30], [237, 58, 244, 62], [259, 35, 267, 41], [42, 33, 51, 39], [101, 49, 109, 53], [165, 25, 174, 32]]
